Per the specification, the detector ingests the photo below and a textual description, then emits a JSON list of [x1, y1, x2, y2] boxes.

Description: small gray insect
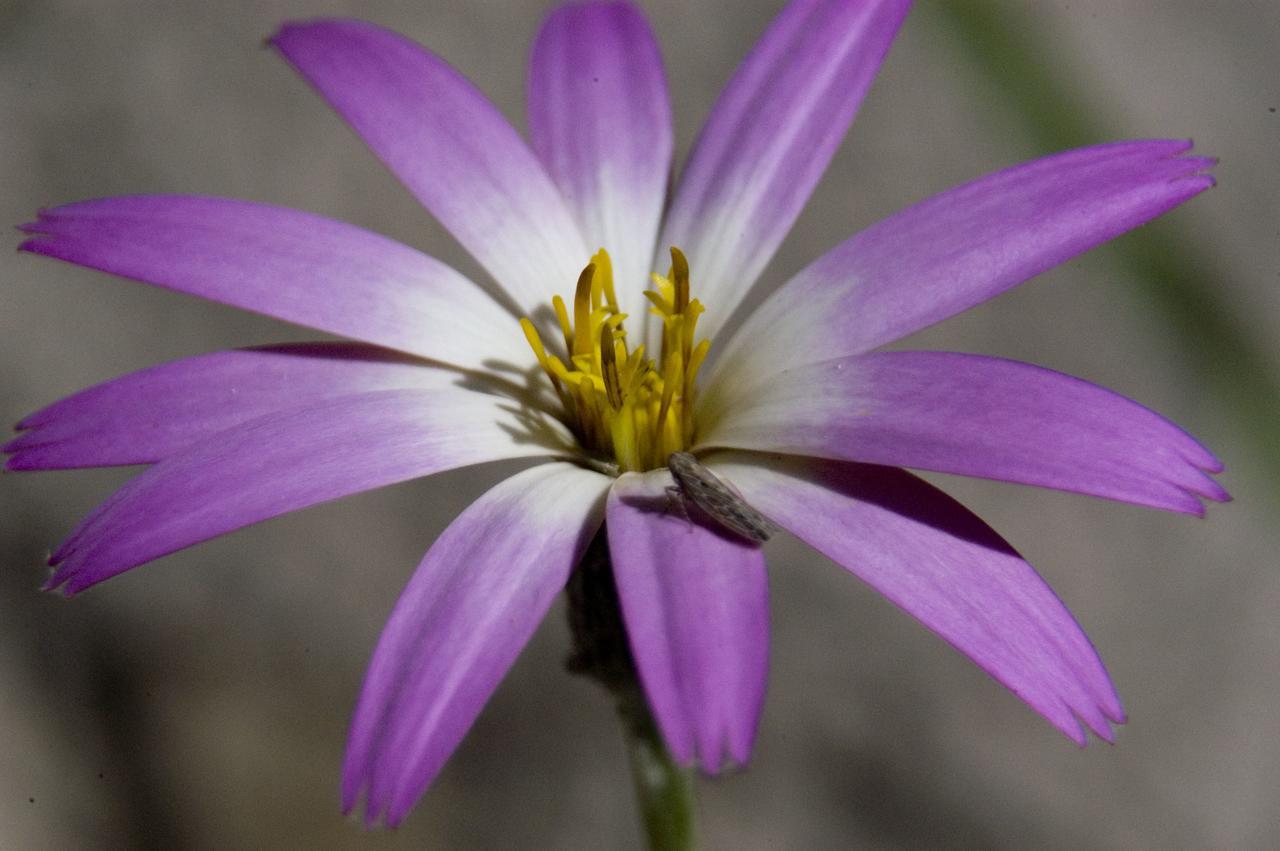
[[666, 451, 776, 543]]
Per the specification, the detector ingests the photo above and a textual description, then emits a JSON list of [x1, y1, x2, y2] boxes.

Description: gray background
[[2, 1, 1277, 848]]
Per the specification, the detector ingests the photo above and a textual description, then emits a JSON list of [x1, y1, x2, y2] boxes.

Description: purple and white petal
[[45, 388, 575, 595], [18, 196, 530, 370], [661, 0, 909, 340], [711, 140, 1214, 384], [607, 471, 769, 770], [271, 19, 588, 312], [699, 351, 1228, 514], [528, 2, 672, 311], [4, 344, 461, 470], [709, 451, 1123, 743], [344, 463, 609, 826]]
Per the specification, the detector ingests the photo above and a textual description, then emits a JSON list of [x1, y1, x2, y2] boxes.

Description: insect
[[665, 451, 777, 543]]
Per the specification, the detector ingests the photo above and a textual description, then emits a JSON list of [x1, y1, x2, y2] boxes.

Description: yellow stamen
[[669, 246, 690, 314], [571, 264, 595, 357], [552, 295, 573, 356], [599, 325, 623, 410], [519, 318, 568, 405], [519, 246, 713, 473], [592, 248, 619, 311]]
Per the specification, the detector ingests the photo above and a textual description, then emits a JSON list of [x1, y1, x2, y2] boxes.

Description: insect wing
[[667, 453, 776, 543]]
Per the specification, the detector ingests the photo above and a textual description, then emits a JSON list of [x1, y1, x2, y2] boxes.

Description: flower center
[[520, 247, 710, 473]]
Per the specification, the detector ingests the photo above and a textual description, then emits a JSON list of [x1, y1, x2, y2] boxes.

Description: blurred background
[[1, 0, 1277, 847]]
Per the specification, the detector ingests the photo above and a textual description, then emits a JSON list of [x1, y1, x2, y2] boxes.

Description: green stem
[[618, 684, 696, 850], [566, 528, 697, 851]]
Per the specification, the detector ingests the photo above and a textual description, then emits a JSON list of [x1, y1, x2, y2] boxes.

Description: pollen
[[520, 247, 711, 473]]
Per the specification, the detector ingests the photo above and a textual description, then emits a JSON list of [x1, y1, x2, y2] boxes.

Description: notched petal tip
[[1080, 718, 1119, 747], [0, 429, 49, 470], [43, 548, 80, 590], [11, 410, 38, 431], [1068, 728, 1111, 749], [1159, 145, 1215, 191], [338, 793, 401, 831], [1173, 173, 1217, 195], [17, 206, 65, 234], [15, 238, 49, 258], [3, 424, 45, 452], [1061, 714, 1089, 748], [694, 753, 745, 778], [1160, 137, 1213, 165], [1164, 442, 1231, 513], [40, 571, 73, 597], [1188, 473, 1231, 505], [1085, 692, 1126, 742], [1176, 153, 1217, 170]]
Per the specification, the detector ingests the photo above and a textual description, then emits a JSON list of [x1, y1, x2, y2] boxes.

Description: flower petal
[[607, 470, 769, 770], [343, 463, 609, 826], [4, 344, 461, 470], [45, 388, 574, 595], [18, 196, 529, 370], [271, 19, 588, 311], [712, 140, 1215, 383], [700, 351, 1228, 514], [660, 0, 909, 338], [528, 2, 672, 311], [709, 451, 1124, 743]]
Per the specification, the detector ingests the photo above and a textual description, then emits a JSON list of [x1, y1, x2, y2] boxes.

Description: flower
[[6, 0, 1226, 828]]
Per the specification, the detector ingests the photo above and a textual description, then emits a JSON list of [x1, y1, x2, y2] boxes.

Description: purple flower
[[7, 0, 1226, 828]]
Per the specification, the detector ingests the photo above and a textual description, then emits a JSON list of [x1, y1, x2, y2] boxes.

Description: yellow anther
[[687, 339, 711, 394], [656, 353, 680, 436], [518, 247, 712, 473], [572, 264, 595, 356], [592, 248, 619, 311], [642, 289, 673, 316], [520, 318, 567, 402], [519, 317, 549, 368], [600, 325, 623, 410], [552, 295, 573, 356], [669, 247, 690, 314]]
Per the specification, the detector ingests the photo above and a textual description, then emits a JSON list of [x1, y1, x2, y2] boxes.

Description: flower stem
[[617, 686, 696, 850], [566, 527, 696, 851]]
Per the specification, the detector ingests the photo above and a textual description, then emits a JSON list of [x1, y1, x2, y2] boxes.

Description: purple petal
[[343, 463, 610, 826], [661, 0, 909, 339], [607, 471, 769, 770], [5, 344, 459, 470], [713, 140, 1215, 382], [710, 452, 1124, 743], [45, 388, 574, 595], [700, 351, 1228, 514], [18, 196, 528, 369], [528, 2, 672, 310], [271, 19, 588, 311]]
